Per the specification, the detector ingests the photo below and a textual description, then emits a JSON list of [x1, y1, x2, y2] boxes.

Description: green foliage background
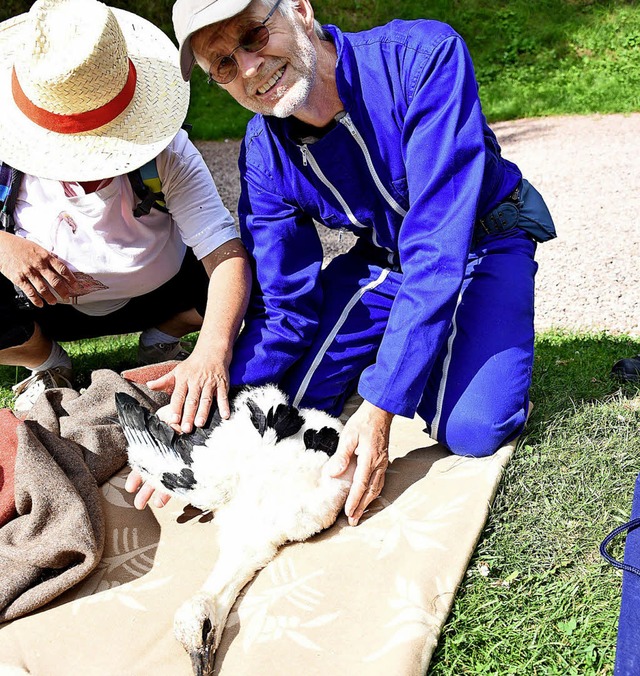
[[2, 0, 639, 139]]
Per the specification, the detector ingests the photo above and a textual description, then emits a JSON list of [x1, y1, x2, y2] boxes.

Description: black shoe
[[611, 355, 640, 382]]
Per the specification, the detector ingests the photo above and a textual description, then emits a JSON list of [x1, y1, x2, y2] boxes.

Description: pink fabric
[[121, 361, 179, 386], [0, 409, 20, 527]]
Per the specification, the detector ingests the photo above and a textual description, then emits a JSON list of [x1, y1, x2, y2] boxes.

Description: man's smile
[[257, 66, 286, 95]]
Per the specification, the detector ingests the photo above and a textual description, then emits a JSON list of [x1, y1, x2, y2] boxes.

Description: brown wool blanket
[[0, 369, 168, 622]]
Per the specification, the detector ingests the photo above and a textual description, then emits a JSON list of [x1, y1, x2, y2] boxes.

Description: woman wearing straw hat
[[0, 0, 251, 434]]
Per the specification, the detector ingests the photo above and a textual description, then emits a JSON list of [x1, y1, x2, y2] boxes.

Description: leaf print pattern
[[226, 558, 342, 653], [102, 472, 135, 509], [68, 471, 160, 607], [337, 491, 468, 559], [70, 527, 158, 602], [437, 445, 512, 480], [252, 612, 341, 650], [71, 576, 172, 614], [363, 575, 440, 664]]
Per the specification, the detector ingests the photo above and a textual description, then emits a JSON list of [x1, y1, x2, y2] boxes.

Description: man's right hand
[[0, 231, 81, 306]]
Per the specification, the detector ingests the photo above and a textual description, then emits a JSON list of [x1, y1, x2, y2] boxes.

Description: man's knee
[[437, 408, 527, 458]]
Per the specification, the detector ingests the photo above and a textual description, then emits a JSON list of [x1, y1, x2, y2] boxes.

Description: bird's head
[[174, 593, 219, 676]]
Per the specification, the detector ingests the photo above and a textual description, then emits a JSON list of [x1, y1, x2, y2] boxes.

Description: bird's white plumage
[[116, 384, 353, 675]]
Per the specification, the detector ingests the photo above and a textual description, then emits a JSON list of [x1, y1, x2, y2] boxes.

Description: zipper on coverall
[[299, 112, 407, 265]]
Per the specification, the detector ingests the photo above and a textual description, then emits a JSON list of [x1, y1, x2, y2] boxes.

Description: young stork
[[115, 384, 354, 675]]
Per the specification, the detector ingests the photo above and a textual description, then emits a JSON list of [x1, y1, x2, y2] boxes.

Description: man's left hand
[[326, 400, 393, 526]]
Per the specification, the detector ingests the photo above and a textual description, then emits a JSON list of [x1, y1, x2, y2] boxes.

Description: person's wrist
[[363, 400, 394, 425]]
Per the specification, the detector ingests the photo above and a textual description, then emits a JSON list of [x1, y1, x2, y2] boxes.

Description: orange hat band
[[11, 59, 137, 134]]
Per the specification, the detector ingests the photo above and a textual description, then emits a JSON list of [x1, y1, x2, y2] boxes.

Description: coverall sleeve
[[229, 148, 325, 386], [358, 34, 488, 417]]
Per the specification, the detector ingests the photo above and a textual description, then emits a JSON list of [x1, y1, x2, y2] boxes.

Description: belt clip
[[508, 185, 522, 207]]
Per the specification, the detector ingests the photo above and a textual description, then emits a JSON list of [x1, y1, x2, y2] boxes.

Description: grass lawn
[[1, 330, 639, 673], [430, 331, 640, 674]]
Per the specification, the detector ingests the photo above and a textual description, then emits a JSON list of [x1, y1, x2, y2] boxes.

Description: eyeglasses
[[207, 0, 283, 85]]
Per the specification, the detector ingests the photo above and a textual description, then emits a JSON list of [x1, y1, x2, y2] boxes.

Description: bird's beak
[[189, 641, 215, 676]]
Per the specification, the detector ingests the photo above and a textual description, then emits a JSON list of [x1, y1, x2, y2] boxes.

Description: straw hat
[[0, 0, 190, 181]]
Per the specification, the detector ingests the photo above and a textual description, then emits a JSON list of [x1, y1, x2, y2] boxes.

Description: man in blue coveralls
[[166, 0, 557, 526]]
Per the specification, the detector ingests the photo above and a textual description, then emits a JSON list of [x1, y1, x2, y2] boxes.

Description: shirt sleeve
[[357, 33, 488, 417], [229, 143, 325, 386], [156, 129, 239, 260]]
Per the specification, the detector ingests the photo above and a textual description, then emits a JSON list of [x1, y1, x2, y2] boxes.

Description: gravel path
[[196, 113, 640, 338]]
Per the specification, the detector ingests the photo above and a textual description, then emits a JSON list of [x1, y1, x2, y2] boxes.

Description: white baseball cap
[[173, 0, 255, 80]]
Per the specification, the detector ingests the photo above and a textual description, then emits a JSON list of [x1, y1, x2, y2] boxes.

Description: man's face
[[192, 2, 317, 118]]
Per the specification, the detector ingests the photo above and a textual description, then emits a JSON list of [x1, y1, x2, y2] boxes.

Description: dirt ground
[[196, 112, 640, 339]]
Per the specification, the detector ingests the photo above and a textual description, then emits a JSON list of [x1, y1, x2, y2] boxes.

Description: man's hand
[[0, 231, 81, 306], [326, 400, 393, 526]]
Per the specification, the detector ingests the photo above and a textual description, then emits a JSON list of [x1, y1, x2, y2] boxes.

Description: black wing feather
[[147, 413, 176, 448], [267, 404, 304, 441], [303, 427, 339, 457], [115, 392, 210, 466], [246, 398, 267, 436], [161, 467, 197, 491], [115, 392, 148, 431]]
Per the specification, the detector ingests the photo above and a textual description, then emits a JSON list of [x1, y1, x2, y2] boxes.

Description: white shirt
[[13, 130, 237, 315]]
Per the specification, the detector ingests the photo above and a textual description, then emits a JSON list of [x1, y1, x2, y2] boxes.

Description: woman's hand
[[125, 469, 171, 510], [146, 349, 231, 433], [0, 231, 81, 306]]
